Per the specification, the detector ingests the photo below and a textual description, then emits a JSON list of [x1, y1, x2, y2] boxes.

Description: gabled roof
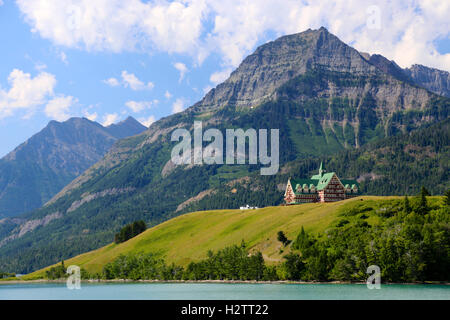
[[288, 163, 360, 195], [290, 179, 319, 194], [341, 179, 359, 188], [316, 172, 335, 190], [290, 175, 335, 194]]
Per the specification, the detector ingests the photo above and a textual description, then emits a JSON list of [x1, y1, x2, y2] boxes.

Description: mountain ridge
[[195, 27, 380, 110], [0, 116, 146, 218], [404, 64, 450, 97]]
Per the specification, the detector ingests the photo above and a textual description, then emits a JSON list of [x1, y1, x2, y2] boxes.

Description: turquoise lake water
[[0, 282, 449, 300]]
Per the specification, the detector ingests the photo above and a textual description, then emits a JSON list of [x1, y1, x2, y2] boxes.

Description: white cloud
[[0, 69, 56, 118], [0, 1, 3, 6], [16, 0, 206, 55], [173, 62, 188, 82], [125, 100, 153, 113], [0, 69, 79, 121], [44, 95, 77, 121], [35, 63, 47, 72], [102, 113, 119, 126], [209, 68, 231, 85], [103, 72, 154, 90], [83, 110, 98, 121], [138, 115, 156, 127], [103, 77, 120, 87], [16, 0, 450, 71], [164, 90, 172, 99], [121, 70, 154, 90], [171, 98, 185, 114], [59, 51, 68, 64]]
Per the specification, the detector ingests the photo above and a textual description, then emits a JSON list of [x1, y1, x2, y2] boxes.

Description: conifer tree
[[444, 189, 450, 207], [404, 195, 411, 214], [277, 231, 289, 246], [417, 186, 429, 215]]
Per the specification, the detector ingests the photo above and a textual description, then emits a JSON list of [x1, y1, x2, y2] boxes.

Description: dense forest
[[43, 194, 449, 283], [183, 118, 450, 213]]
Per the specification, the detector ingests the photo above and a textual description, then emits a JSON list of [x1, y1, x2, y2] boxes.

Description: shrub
[[114, 220, 147, 244]]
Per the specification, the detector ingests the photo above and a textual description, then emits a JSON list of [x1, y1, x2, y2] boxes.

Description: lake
[[0, 282, 449, 300]]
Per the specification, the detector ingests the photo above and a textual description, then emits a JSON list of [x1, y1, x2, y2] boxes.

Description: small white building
[[240, 204, 258, 210]]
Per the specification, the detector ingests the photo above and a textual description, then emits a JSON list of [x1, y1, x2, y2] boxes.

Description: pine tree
[[277, 231, 289, 246], [417, 186, 429, 215], [404, 195, 411, 214], [293, 226, 314, 254], [444, 189, 450, 207]]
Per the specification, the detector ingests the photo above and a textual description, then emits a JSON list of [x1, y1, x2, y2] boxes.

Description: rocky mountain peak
[[195, 27, 378, 110], [404, 64, 450, 97], [105, 116, 147, 139]]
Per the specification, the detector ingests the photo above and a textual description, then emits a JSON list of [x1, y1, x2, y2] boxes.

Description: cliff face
[[197, 27, 380, 110], [195, 28, 441, 149], [404, 64, 450, 98], [196, 27, 450, 111], [0, 117, 146, 217]]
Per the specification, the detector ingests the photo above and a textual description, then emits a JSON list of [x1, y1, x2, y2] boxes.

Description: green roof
[[311, 161, 326, 179], [290, 178, 319, 193], [316, 172, 335, 190], [288, 163, 360, 195], [341, 180, 359, 187]]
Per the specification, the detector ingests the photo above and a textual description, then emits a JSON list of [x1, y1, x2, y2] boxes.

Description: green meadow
[[23, 196, 405, 279]]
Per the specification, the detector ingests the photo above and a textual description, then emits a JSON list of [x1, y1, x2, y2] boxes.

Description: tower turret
[[318, 162, 326, 177]]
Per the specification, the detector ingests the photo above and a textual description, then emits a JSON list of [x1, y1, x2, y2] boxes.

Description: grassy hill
[[24, 196, 400, 279]]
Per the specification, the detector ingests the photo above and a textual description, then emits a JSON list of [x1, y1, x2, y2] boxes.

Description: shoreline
[[1, 279, 449, 285]]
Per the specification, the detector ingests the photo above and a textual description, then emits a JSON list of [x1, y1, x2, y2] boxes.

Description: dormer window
[[302, 184, 309, 193]]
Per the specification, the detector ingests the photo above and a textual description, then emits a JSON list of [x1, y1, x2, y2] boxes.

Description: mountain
[[198, 27, 399, 110], [0, 27, 448, 273], [353, 53, 450, 98], [404, 64, 450, 98], [104, 116, 148, 139], [0, 116, 146, 218]]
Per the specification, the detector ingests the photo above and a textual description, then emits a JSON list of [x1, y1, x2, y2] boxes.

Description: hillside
[[0, 116, 146, 218], [24, 196, 394, 278], [183, 119, 450, 214], [0, 27, 448, 274], [24, 195, 448, 283]]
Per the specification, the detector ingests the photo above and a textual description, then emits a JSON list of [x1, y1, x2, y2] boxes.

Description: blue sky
[[0, 0, 449, 157]]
